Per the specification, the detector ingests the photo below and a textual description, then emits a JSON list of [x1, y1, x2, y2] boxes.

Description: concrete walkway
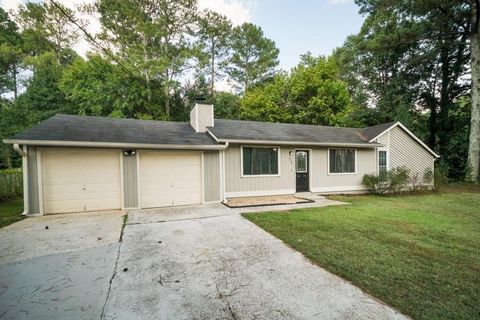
[[0, 198, 409, 320]]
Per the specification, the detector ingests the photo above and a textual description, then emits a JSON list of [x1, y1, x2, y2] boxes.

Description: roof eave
[[367, 121, 440, 158], [214, 138, 382, 148], [2, 139, 227, 150]]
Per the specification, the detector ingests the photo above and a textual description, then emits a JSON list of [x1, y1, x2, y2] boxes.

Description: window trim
[[327, 148, 357, 175], [378, 149, 388, 173], [240, 145, 281, 178], [295, 150, 308, 173]]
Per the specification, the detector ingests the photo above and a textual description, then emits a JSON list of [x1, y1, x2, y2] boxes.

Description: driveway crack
[[100, 214, 127, 320], [215, 284, 239, 320]]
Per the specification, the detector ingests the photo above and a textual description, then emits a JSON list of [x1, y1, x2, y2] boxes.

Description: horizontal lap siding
[[310, 148, 376, 190], [204, 151, 220, 202], [388, 126, 435, 176], [225, 145, 295, 194]]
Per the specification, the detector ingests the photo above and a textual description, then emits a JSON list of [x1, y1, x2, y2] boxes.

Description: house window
[[329, 149, 355, 174], [379, 150, 387, 173], [242, 147, 279, 176]]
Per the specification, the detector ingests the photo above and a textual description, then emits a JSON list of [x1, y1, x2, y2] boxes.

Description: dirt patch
[[223, 195, 313, 208]]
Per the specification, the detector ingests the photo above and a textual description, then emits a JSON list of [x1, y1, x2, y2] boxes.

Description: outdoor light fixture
[[124, 150, 136, 156]]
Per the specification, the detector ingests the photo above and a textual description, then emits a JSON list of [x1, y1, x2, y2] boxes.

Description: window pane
[[329, 149, 355, 173], [329, 150, 336, 173], [296, 152, 307, 172], [379, 150, 387, 173], [243, 147, 278, 175], [243, 148, 252, 175]]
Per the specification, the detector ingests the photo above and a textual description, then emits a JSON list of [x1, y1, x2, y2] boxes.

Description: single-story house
[[3, 103, 439, 215]]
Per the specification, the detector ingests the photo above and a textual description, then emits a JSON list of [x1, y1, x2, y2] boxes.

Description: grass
[[0, 197, 25, 228], [243, 188, 480, 320]]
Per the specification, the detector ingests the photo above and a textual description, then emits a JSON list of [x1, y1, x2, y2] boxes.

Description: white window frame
[[378, 149, 389, 173], [240, 145, 281, 178], [327, 148, 357, 175]]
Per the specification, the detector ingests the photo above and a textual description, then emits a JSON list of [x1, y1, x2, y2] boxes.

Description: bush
[[362, 166, 410, 194], [0, 169, 23, 200], [433, 163, 449, 189]]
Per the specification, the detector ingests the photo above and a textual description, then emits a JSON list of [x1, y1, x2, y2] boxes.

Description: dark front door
[[295, 150, 309, 192]]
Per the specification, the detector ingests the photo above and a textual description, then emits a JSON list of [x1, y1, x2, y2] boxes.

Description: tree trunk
[[165, 70, 170, 118], [423, 92, 437, 148], [210, 39, 215, 96], [467, 0, 480, 181], [13, 63, 17, 100], [438, 44, 451, 158]]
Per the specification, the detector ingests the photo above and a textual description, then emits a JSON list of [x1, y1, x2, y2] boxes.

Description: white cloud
[[198, 0, 252, 25], [328, 0, 350, 5]]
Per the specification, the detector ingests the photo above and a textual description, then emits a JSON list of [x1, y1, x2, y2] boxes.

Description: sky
[[1, 0, 365, 71]]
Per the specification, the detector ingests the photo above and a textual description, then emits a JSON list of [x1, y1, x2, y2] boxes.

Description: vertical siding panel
[[224, 145, 295, 195], [204, 151, 220, 202], [27, 146, 40, 214], [310, 148, 376, 190], [123, 152, 138, 208]]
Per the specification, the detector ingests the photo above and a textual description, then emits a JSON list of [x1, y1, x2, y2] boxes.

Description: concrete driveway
[[0, 201, 409, 320], [0, 211, 124, 320]]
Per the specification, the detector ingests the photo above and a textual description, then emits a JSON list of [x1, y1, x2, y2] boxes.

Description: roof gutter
[[3, 139, 228, 150], [213, 138, 383, 148]]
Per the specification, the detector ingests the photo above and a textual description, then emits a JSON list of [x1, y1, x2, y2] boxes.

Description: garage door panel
[[140, 152, 202, 208], [42, 150, 121, 214]]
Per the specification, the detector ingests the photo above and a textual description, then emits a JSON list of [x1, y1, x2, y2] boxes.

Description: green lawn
[[243, 189, 480, 320], [0, 197, 24, 228]]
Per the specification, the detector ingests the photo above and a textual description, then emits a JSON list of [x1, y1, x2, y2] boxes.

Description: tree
[[336, 0, 474, 180], [226, 22, 279, 92], [16, 1, 79, 65], [467, 0, 480, 181], [90, 0, 199, 118], [0, 8, 23, 99], [198, 10, 232, 95], [60, 55, 153, 118], [239, 54, 355, 126]]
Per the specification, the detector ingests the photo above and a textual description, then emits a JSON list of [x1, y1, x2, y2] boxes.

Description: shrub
[[433, 163, 449, 189], [0, 169, 23, 200], [423, 168, 434, 187], [362, 170, 390, 194], [362, 166, 410, 194]]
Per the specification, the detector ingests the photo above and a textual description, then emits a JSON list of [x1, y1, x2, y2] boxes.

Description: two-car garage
[[39, 149, 204, 215]]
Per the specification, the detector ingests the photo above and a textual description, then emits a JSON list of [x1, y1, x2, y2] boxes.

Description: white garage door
[[140, 151, 202, 208], [41, 150, 122, 214]]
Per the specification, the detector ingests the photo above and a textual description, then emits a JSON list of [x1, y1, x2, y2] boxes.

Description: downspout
[[222, 142, 229, 202], [13, 144, 28, 215]]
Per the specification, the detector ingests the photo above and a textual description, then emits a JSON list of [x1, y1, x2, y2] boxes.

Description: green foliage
[[239, 55, 355, 126], [227, 23, 279, 92], [0, 197, 24, 228], [60, 55, 155, 118], [0, 169, 22, 200], [362, 166, 411, 194], [434, 162, 450, 189], [212, 91, 240, 119]]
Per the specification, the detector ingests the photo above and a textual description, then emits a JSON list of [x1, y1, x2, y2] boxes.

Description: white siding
[[225, 145, 295, 197], [386, 126, 435, 176], [310, 148, 376, 192]]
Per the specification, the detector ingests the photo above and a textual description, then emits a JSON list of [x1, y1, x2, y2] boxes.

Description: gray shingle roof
[[360, 122, 396, 141], [6, 114, 395, 147], [208, 119, 388, 146], [10, 114, 217, 146]]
